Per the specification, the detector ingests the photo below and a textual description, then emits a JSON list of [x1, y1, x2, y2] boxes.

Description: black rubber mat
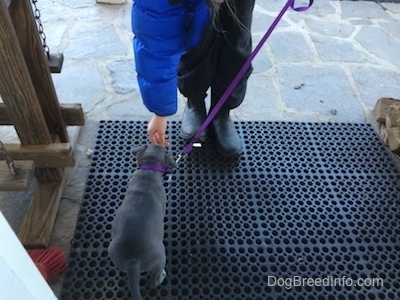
[[60, 121, 400, 300]]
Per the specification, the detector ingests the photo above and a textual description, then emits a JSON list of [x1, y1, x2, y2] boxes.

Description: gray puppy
[[108, 143, 175, 300]]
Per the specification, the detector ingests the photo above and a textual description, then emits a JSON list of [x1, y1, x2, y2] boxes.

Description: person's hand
[[148, 114, 169, 146]]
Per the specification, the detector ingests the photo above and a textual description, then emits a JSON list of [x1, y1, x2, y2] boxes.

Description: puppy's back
[[109, 170, 166, 270]]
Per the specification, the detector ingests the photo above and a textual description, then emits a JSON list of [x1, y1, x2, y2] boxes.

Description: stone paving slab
[[355, 25, 400, 68], [341, 1, 394, 19], [351, 66, 400, 107]]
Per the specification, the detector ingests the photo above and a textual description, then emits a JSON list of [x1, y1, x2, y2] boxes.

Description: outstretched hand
[[148, 115, 169, 146]]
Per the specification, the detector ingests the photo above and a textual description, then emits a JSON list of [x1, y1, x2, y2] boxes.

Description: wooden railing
[[0, 0, 84, 248]]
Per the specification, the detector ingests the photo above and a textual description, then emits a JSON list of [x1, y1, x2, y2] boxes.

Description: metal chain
[[0, 141, 17, 176], [31, 0, 51, 58]]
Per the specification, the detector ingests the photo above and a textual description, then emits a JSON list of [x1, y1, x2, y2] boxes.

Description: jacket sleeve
[[132, 0, 186, 116], [131, 0, 210, 116]]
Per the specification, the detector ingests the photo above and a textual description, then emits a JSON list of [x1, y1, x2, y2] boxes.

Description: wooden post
[[8, 0, 69, 143], [0, 0, 51, 146], [0, 0, 77, 248]]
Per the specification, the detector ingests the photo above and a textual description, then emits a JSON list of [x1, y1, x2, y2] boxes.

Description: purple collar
[[139, 163, 172, 174]]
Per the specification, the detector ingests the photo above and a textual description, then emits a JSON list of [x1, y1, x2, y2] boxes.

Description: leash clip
[[175, 153, 186, 164]]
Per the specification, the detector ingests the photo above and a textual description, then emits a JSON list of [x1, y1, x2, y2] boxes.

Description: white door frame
[[0, 211, 57, 300]]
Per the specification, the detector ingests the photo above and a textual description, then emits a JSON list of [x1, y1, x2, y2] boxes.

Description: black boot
[[211, 109, 242, 158], [180, 97, 207, 141]]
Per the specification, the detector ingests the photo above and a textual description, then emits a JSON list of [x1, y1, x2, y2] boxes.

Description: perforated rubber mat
[[60, 121, 400, 300]]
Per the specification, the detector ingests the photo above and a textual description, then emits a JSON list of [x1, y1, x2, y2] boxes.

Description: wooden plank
[[2, 143, 75, 168], [0, 103, 85, 126], [19, 169, 67, 248], [386, 126, 400, 153], [8, 0, 69, 143], [0, 160, 35, 191], [4, 0, 12, 8], [60, 103, 85, 126], [388, 105, 400, 127], [374, 97, 400, 124], [48, 53, 64, 74], [33, 135, 65, 182], [0, 0, 52, 146], [0, 103, 8, 125]]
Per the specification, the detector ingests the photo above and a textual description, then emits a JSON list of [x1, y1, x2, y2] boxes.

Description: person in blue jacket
[[132, 0, 255, 157]]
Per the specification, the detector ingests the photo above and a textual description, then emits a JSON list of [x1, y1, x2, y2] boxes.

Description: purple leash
[[176, 0, 314, 163]]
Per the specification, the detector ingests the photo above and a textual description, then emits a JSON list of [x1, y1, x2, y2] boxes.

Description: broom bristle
[[28, 247, 67, 282]]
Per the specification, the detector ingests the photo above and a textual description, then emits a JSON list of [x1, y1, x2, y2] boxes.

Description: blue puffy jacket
[[131, 0, 210, 116]]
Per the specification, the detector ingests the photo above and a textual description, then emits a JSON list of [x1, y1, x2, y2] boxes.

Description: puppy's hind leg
[[149, 252, 167, 287], [153, 268, 167, 287], [126, 259, 143, 300]]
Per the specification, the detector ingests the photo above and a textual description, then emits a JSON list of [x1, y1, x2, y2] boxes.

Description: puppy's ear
[[165, 152, 176, 168], [132, 144, 147, 156]]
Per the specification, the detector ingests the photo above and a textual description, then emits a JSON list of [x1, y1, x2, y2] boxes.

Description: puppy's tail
[[126, 259, 142, 300]]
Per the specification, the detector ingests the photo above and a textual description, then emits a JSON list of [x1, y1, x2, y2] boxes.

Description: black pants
[[178, 0, 255, 110]]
